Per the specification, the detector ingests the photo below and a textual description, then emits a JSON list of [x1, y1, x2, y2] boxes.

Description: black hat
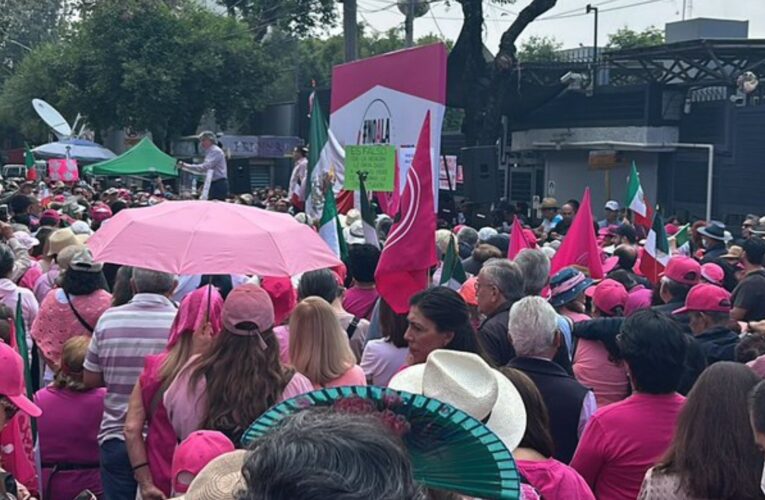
[[698, 221, 726, 241]]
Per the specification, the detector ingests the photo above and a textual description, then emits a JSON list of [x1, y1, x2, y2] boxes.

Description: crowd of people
[[2, 166, 765, 500]]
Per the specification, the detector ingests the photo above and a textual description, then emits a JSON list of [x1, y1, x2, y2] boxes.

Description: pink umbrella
[[87, 201, 341, 276]]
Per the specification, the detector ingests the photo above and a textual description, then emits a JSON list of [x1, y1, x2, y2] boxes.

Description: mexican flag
[[640, 211, 671, 284], [439, 237, 467, 289], [625, 162, 653, 230], [318, 185, 348, 262], [358, 172, 380, 248], [305, 92, 345, 220], [24, 143, 37, 181], [673, 223, 691, 256]]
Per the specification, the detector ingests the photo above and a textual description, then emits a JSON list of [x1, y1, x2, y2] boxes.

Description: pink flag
[[48, 158, 79, 182], [509, 217, 535, 260], [375, 112, 438, 314], [550, 188, 604, 279]]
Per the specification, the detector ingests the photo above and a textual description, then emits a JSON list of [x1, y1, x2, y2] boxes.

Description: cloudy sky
[[351, 0, 758, 52]]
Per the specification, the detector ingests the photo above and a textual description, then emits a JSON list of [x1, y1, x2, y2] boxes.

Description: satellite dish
[[397, 0, 429, 18], [738, 71, 759, 94], [32, 98, 72, 138]]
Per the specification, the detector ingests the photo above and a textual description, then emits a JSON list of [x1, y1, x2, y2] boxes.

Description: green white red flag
[[625, 162, 653, 230], [640, 211, 671, 284]]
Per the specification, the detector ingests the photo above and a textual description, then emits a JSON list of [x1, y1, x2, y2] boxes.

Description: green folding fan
[[241, 385, 520, 500]]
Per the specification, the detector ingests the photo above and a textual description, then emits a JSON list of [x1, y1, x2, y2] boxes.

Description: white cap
[[605, 200, 621, 211]]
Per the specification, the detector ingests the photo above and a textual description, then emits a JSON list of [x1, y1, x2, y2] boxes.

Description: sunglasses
[[0, 398, 19, 422]]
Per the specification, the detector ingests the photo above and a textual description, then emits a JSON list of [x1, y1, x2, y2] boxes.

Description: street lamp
[[586, 4, 599, 89]]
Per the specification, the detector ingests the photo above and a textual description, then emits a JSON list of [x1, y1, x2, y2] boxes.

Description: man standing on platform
[[177, 131, 228, 201]]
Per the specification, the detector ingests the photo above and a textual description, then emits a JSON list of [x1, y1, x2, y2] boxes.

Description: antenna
[[31, 99, 72, 138]]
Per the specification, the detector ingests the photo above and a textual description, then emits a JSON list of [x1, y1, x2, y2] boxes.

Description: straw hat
[[178, 450, 246, 500], [388, 350, 527, 451], [47, 228, 80, 257]]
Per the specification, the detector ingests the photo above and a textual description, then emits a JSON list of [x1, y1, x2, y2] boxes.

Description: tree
[[607, 26, 664, 51], [217, 0, 338, 40], [261, 26, 450, 102], [451, 0, 558, 146], [0, 0, 275, 146], [518, 35, 562, 62], [0, 0, 62, 86]]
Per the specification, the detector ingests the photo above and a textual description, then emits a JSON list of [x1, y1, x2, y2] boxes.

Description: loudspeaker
[[460, 145, 498, 204]]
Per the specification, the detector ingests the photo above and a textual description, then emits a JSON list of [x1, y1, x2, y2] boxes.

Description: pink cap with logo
[[222, 284, 275, 335], [0, 343, 42, 418], [662, 256, 701, 286], [673, 283, 731, 315]]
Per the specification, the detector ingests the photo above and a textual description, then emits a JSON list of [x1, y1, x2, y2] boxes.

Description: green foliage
[[217, 0, 338, 39], [0, 0, 62, 87], [518, 35, 562, 62], [0, 0, 274, 144], [606, 26, 665, 51]]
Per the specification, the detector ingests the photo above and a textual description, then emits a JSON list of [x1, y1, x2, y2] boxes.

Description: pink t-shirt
[[342, 287, 378, 320], [164, 355, 314, 441], [573, 340, 630, 407], [517, 458, 595, 500], [314, 365, 367, 389], [35, 387, 106, 500], [570, 393, 685, 500]]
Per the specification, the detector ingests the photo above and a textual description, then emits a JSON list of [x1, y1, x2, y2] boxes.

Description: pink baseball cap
[[261, 277, 297, 326], [0, 343, 42, 418], [40, 209, 61, 224], [673, 283, 731, 315], [91, 204, 113, 223], [171, 430, 235, 494], [662, 256, 701, 286], [700, 262, 725, 286], [588, 279, 629, 316], [222, 284, 275, 335], [625, 288, 653, 317]]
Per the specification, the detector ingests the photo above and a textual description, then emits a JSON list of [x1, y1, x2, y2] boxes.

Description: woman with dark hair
[[164, 284, 313, 444], [405, 287, 482, 366], [31, 248, 111, 371], [573, 279, 630, 407], [640, 362, 763, 499], [571, 310, 688, 499], [360, 299, 409, 386], [110, 265, 134, 307], [501, 368, 594, 499], [30, 226, 54, 262]]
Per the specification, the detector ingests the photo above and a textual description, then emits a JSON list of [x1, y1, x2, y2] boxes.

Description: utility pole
[[586, 4, 599, 90], [342, 0, 358, 62], [404, 0, 415, 48]]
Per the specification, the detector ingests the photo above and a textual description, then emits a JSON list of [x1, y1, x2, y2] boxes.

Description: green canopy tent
[[83, 137, 178, 177]]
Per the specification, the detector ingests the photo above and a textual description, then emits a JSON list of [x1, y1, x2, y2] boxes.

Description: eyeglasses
[[0, 398, 19, 422]]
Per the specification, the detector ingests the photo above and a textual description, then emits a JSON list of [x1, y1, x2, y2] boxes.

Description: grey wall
[[543, 150, 660, 212]]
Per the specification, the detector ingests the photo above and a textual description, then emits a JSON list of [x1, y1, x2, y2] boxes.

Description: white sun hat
[[388, 349, 527, 451]]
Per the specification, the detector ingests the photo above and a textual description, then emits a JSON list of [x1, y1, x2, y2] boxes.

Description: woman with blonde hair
[[289, 297, 366, 389], [125, 285, 224, 499], [35, 336, 106, 500]]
